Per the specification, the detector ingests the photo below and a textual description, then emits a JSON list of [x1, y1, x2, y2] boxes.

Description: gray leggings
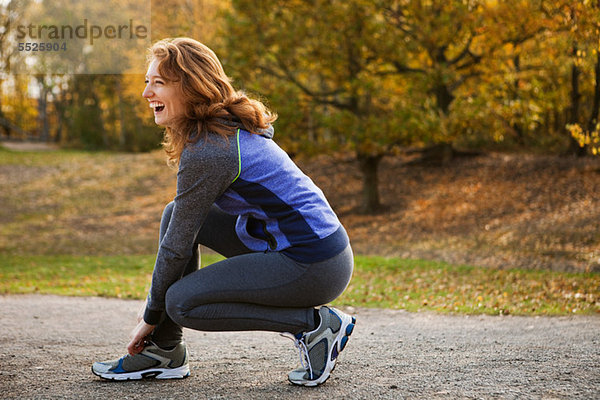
[[151, 202, 353, 347]]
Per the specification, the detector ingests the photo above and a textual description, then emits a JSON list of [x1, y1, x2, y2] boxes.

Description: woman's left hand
[[127, 319, 156, 356]]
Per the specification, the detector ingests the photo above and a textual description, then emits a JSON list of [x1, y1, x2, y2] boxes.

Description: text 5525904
[[18, 42, 67, 52]]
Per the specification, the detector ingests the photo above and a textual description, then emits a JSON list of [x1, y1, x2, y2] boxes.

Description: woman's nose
[[142, 85, 153, 98]]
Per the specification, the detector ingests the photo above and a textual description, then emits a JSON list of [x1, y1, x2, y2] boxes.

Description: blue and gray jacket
[[144, 123, 349, 324]]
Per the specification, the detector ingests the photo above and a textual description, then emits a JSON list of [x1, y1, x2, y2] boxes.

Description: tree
[[226, 0, 432, 212], [563, 0, 600, 155], [0, 0, 32, 137], [380, 1, 483, 114]]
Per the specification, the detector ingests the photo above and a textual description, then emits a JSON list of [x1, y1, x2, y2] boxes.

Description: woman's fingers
[[127, 319, 156, 356], [127, 337, 146, 356]]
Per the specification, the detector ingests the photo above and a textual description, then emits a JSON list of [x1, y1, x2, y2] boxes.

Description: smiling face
[[142, 58, 186, 127]]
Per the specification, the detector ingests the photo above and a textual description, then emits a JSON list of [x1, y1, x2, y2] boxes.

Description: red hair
[[149, 38, 277, 166]]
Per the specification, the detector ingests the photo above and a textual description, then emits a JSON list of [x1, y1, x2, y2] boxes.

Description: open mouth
[[150, 101, 165, 113]]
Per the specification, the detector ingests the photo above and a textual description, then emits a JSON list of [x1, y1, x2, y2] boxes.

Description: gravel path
[[1, 295, 599, 399]]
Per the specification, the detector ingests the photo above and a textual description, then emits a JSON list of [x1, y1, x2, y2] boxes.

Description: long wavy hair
[[148, 38, 277, 167]]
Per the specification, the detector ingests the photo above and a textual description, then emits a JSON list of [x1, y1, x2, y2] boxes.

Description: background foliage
[[1, 0, 600, 211]]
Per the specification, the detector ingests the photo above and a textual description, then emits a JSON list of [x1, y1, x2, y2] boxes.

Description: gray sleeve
[[144, 137, 238, 325]]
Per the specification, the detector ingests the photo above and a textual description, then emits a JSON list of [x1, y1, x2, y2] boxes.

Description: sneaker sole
[[289, 309, 356, 387], [92, 364, 190, 381]]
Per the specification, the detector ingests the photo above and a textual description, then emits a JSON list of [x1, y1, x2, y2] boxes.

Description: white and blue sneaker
[[92, 341, 190, 380], [284, 306, 356, 386]]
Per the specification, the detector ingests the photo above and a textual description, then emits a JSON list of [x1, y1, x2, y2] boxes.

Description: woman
[[92, 38, 355, 387]]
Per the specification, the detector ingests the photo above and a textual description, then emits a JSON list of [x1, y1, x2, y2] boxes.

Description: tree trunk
[[36, 75, 49, 142], [433, 82, 454, 116], [511, 54, 525, 145], [569, 45, 581, 124], [568, 42, 586, 156], [0, 109, 10, 138], [117, 78, 127, 150], [431, 46, 455, 115], [53, 79, 69, 144], [357, 152, 384, 213], [587, 48, 600, 134]]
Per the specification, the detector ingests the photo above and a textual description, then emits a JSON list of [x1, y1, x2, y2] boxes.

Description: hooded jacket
[[144, 124, 349, 324]]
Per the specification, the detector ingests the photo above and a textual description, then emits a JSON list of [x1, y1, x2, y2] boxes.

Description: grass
[[347, 256, 599, 315], [1, 145, 598, 315], [1, 253, 598, 315]]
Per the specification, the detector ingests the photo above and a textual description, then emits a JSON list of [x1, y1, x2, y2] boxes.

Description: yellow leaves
[[567, 123, 600, 155]]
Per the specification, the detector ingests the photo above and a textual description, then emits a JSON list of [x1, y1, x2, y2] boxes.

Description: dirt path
[[0, 295, 599, 399]]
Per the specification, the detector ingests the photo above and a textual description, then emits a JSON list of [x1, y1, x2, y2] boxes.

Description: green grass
[[0, 253, 224, 299], [1, 253, 597, 315], [0, 146, 102, 166], [346, 256, 599, 315]]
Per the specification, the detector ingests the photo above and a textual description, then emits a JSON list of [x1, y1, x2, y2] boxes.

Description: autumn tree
[[0, 0, 34, 137], [224, 0, 554, 211], [225, 0, 433, 212], [379, 0, 486, 117], [563, 0, 600, 155]]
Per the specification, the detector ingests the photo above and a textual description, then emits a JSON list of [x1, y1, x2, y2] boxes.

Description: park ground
[[1, 143, 599, 273], [1, 143, 599, 398], [1, 295, 599, 400]]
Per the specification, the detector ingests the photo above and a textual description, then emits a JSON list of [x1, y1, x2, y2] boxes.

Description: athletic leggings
[[151, 202, 354, 347]]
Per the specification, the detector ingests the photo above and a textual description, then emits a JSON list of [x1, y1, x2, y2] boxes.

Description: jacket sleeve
[[144, 139, 238, 325]]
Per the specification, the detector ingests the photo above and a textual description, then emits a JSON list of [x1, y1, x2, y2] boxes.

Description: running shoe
[[284, 306, 356, 387], [92, 341, 190, 380]]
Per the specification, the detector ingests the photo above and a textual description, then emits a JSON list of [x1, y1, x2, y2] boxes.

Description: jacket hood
[[256, 124, 274, 139]]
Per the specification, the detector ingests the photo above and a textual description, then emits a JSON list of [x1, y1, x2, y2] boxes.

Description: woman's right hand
[[128, 319, 155, 356]]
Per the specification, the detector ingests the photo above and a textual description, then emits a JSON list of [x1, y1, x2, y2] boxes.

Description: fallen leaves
[[298, 152, 600, 273]]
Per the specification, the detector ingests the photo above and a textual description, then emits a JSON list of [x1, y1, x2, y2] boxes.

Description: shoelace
[[281, 332, 314, 380]]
